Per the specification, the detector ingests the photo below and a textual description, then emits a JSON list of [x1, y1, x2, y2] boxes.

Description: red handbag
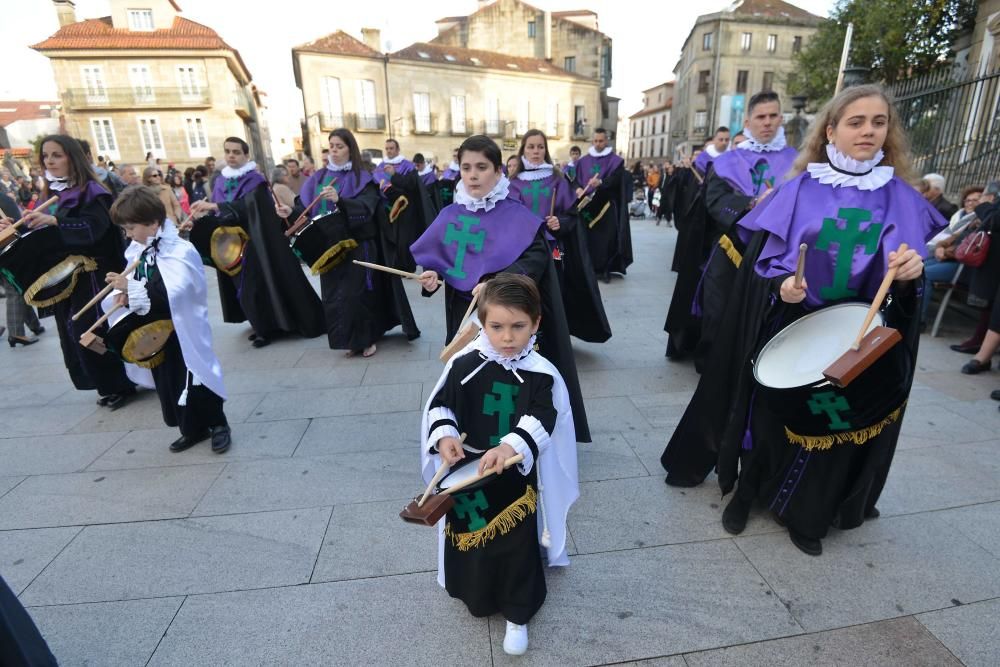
[[955, 229, 991, 267]]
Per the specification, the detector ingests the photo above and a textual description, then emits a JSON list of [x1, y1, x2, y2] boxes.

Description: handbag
[[955, 228, 991, 267]]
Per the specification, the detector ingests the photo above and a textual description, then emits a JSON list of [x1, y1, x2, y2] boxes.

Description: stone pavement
[[1, 218, 998, 666]]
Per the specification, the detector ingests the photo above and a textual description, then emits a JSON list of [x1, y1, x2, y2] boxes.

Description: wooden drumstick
[[0, 196, 59, 240], [72, 257, 141, 321], [352, 260, 443, 286], [851, 243, 908, 351], [549, 183, 558, 217], [284, 191, 328, 236], [794, 243, 807, 289], [80, 303, 124, 338], [267, 184, 289, 224], [418, 433, 466, 507], [438, 454, 525, 497], [459, 292, 479, 326]]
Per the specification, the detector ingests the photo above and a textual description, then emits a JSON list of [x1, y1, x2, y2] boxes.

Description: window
[[413, 92, 431, 133], [563, 56, 576, 73], [450, 95, 466, 134], [484, 97, 500, 134], [127, 9, 154, 31], [697, 70, 710, 94], [574, 105, 586, 136], [600, 47, 611, 87], [546, 101, 558, 136], [660, 138, 665, 156], [90, 118, 119, 160], [517, 99, 529, 135], [703, 32, 713, 51], [528, 20, 536, 38], [322, 77, 343, 126], [793, 36, 802, 53], [129, 64, 154, 103], [736, 69, 749, 93], [740, 32, 752, 51], [137, 117, 164, 158], [176, 66, 200, 99], [693, 110, 708, 132], [81, 66, 106, 103], [762, 71, 775, 92], [184, 117, 209, 157], [355, 79, 377, 129], [767, 34, 777, 52]]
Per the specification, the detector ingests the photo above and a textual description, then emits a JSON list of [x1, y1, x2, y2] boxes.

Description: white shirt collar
[[737, 127, 787, 153], [327, 158, 353, 172], [418, 164, 434, 176], [566, 159, 576, 167], [383, 154, 406, 165], [806, 144, 894, 191], [588, 145, 613, 158], [705, 144, 723, 158], [45, 170, 70, 191], [516, 157, 554, 181], [454, 175, 510, 213], [220, 161, 257, 179], [446, 161, 460, 172]]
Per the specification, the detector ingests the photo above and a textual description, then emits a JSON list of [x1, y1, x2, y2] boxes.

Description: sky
[[8, 0, 837, 146]]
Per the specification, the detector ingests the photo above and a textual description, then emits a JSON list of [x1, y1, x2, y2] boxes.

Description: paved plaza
[[1, 220, 998, 666]]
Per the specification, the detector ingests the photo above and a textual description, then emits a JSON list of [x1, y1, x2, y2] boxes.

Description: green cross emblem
[[454, 490, 488, 531], [224, 177, 239, 202], [316, 174, 340, 215], [440, 185, 453, 205], [815, 207, 884, 301], [523, 180, 551, 215], [751, 162, 774, 196], [808, 391, 852, 430], [444, 214, 486, 279], [483, 381, 521, 445], [590, 164, 602, 176]]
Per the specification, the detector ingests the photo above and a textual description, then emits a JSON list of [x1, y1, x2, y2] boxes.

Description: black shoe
[[600, 272, 611, 284], [664, 472, 702, 488], [251, 336, 271, 348], [789, 528, 822, 556], [104, 386, 137, 411], [990, 389, 1000, 401], [950, 343, 979, 354], [865, 506, 881, 519], [247, 332, 258, 341], [31, 325, 45, 335], [8, 335, 38, 347], [961, 359, 992, 375], [210, 425, 232, 453], [169, 429, 211, 452], [0, 326, 5, 338], [722, 494, 750, 535], [772, 512, 787, 527]]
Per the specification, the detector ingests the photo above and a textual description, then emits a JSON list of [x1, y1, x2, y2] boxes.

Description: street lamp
[[787, 95, 809, 148]]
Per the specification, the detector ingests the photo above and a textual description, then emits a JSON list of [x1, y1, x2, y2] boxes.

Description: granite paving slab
[[72, 390, 264, 432], [0, 402, 96, 437], [294, 411, 424, 457], [0, 431, 126, 476], [246, 382, 423, 421], [934, 501, 1000, 559], [19, 507, 331, 605], [582, 396, 656, 434], [576, 432, 649, 482], [222, 364, 366, 394], [0, 381, 77, 408], [293, 339, 432, 368], [577, 367, 683, 399], [898, 403, 996, 445], [0, 526, 81, 594], [878, 441, 1000, 516], [918, 598, 1000, 667], [0, 475, 26, 499]]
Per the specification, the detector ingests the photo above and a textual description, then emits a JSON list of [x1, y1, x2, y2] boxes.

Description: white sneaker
[[503, 621, 528, 655]]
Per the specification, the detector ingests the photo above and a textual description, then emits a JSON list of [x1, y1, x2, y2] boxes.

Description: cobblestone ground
[[1, 217, 998, 666]]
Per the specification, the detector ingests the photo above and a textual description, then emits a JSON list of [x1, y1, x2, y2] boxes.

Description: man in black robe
[[573, 129, 633, 281]]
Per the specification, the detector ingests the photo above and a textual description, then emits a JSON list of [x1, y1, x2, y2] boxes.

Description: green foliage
[[786, 0, 978, 107]]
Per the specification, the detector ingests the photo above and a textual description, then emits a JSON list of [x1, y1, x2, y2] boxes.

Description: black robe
[[579, 166, 634, 276], [429, 176, 459, 215], [548, 207, 612, 344], [379, 169, 436, 273], [211, 186, 325, 339], [0, 576, 56, 667]]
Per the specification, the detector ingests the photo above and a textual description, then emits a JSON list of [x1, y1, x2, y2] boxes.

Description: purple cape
[[420, 170, 437, 188], [299, 167, 374, 216], [738, 173, 947, 307], [441, 168, 459, 181], [212, 168, 266, 203], [711, 146, 798, 198], [374, 159, 414, 186], [508, 172, 576, 217], [54, 180, 109, 213], [693, 150, 713, 177], [573, 152, 625, 188], [409, 197, 543, 292]]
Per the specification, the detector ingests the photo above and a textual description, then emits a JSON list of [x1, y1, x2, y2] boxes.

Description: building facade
[[628, 82, 673, 161], [293, 30, 602, 165], [669, 0, 823, 155], [32, 0, 271, 170]]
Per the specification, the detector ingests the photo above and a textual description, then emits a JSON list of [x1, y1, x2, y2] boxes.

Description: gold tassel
[[586, 202, 612, 229], [311, 239, 359, 275], [718, 236, 742, 268], [785, 403, 906, 451], [444, 485, 537, 552], [25, 256, 98, 308]]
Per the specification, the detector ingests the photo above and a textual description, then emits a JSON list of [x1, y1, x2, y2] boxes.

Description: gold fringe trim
[[311, 239, 358, 275], [25, 256, 98, 308], [211, 226, 249, 277], [444, 485, 537, 552], [389, 195, 409, 223], [785, 402, 906, 451], [586, 202, 612, 229], [718, 235, 742, 268], [122, 319, 174, 369]]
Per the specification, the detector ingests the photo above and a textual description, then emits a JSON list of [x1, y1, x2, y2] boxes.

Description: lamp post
[[842, 65, 869, 89], [787, 95, 809, 148]]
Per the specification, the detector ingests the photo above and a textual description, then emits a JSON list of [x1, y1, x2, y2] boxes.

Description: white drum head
[[438, 460, 482, 490], [754, 302, 883, 389]]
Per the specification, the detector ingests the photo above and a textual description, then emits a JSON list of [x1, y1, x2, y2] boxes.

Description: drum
[[753, 302, 909, 443], [104, 311, 175, 369], [0, 226, 96, 308], [289, 211, 358, 275], [189, 217, 248, 277]]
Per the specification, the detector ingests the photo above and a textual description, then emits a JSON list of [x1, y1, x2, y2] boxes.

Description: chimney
[[543, 11, 552, 61], [53, 0, 77, 27], [361, 28, 382, 52]]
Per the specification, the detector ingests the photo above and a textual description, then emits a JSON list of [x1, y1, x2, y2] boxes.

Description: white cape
[[419, 333, 580, 587]]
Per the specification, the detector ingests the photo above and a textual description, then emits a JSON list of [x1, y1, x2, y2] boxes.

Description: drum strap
[[444, 485, 537, 552], [784, 401, 906, 451]]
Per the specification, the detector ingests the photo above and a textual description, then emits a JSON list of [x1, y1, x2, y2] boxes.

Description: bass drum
[[288, 210, 357, 275]]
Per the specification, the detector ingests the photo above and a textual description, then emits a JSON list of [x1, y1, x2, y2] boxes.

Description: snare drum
[[104, 311, 175, 369], [288, 211, 358, 275], [0, 226, 96, 308], [753, 302, 909, 443], [189, 217, 248, 277]]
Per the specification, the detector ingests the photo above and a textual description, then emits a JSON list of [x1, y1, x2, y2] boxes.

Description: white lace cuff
[[127, 278, 151, 316]]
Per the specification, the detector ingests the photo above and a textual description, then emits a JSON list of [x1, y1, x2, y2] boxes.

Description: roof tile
[[390, 42, 589, 80], [293, 30, 382, 58], [30, 16, 238, 52]]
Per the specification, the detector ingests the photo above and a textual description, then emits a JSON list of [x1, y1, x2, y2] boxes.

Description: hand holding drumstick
[[780, 243, 809, 304]]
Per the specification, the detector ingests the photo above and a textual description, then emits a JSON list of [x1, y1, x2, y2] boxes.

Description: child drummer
[[419, 273, 579, 655], [106, 185, 232, 453]]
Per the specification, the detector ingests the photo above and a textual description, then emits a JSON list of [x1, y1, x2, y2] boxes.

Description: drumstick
[[72, 257, 141, 321], [267, 184, 289, 224], [352, 260, 443, 285], [794, 243, 807, 289], [418, 433, 466, 507], [459, 293, 479, 326], [549, 183, 557, 217], [438, 454, 525, 497], [0, 196, 59, 238], [851, 243, 908, 351], [80, 303, 124, 337]]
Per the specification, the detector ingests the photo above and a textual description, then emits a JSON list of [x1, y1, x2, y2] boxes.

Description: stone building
[[293, 29, 602, 165], [628, 82, 673, 161], [669, 0, 823, 155], [31, 0, 271, 170]]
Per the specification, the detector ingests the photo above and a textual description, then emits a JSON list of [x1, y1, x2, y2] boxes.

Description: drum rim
[[437, 458, 490, 491], [753, 301, 885, 390], [210, 226, 248, 276]]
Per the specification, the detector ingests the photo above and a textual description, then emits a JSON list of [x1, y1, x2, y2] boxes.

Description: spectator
[[284, 158, 306, 196], [16, 176, 33, 209], [646, 162, 661, 212], [958, 183, 1000, 364], [0, 169, 18, 199], [270, 165, 296, 208], [118, 164, 140, 186], [78, 139, 126, 197], [204, 156, 221, 195], [170, 171, 190, 217], [922, 173, 958, 220], [921, 185, 982, 325], [189, 166, 209, 204], [142, 167, 184, 224], [301, 156, 315, 177]]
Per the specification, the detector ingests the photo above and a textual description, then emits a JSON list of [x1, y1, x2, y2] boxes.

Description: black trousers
[[151, 336, 227, 437]]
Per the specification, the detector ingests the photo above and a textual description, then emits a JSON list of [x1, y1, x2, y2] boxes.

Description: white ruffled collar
[[706, 144, 723, 158], [806, 144, 894, 191], [45, 170, 70, 192], [221, 161, 257, 179], [446, 161, 460, 172], [460, 333, 538, 385], [418, 164, 434, 176], [383, 154, 406, 165], [516, 157, 554, 181], [326, 159, 353, 172], [588, 145, 613, 158], [737, 127, 787, 153], [454, 175, 510, 212]]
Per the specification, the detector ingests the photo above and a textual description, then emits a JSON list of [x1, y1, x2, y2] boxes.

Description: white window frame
[[484, 97, 500, 134], [703, 32, 713, 51], [413, 92, 431, 133], [355, 79, 378, 129], [129, 64, 155, 103], [90, 117, 120, 160], [516, 99, 530, 135], [183, 116, 210, 158], [546, 101, 558, 136], [450, 95, 467, 134], [81, 66, 107, 103], [137, 116, 165, 159], [176, 65, 201, 100], [741, 32, 752, 51], [127, 9, 155, 31], [767, 34, 777, 52]]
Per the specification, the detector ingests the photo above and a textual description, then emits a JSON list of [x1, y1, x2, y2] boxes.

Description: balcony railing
[[319, 113, 345, 131], [347, 113, 386, 132], [411, 114, 438, 135], [63, 86, 211, 110], [448, 115, 473, 136], [481, 119, 506, 137]]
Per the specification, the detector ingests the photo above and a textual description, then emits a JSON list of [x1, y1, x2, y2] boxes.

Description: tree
[[787, 0, 978, 106]]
